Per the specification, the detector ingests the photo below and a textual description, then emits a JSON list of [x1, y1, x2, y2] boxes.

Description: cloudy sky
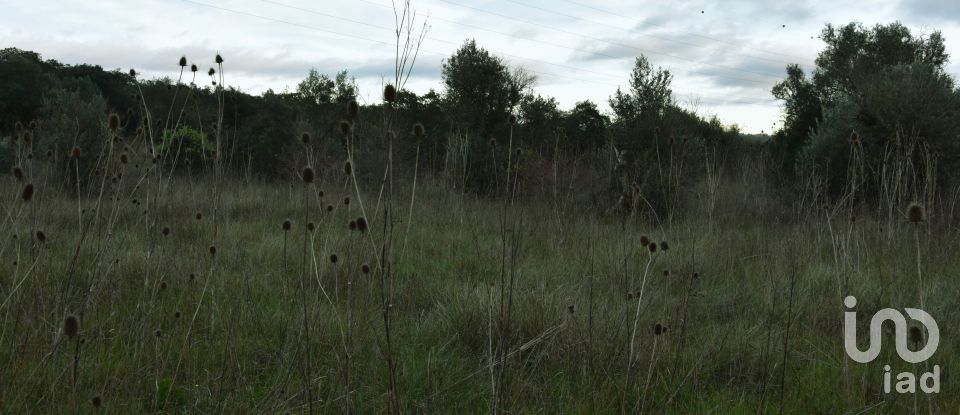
[[2, 0, 959, 133]]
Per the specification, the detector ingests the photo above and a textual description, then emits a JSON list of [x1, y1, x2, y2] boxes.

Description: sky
[[2, 0, 959, 133]]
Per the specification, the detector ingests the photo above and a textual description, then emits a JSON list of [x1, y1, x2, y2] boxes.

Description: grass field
[[2, 171, 957, 413]]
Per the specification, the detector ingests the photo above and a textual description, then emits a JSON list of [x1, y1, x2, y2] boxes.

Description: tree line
[[2, 21, 958, 215]]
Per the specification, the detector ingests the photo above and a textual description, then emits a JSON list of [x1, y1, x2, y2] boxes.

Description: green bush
[[37, 77, 110, 189], [158, 126, 213, 170]]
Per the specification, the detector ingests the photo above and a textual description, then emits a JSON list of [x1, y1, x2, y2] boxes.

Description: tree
[[0, 48, 54, 136], [770, 64, 822, 178], [296, 69, 357, 105], [37, 77, 110, 188], [563, 100, 608, 151], [441, 39, 534, 134], [813, 22, 947, 98], [518, 94, 562, 153], [296, 69, 334, 104], [772, 21, 960, 199], [332, 70, 358, 104], [607, 55, 675, 159], [608, 55, 673, 121]]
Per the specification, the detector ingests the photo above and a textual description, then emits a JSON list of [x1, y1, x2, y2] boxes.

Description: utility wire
[[556, 0, 816, 64], [258, 0, 777, 87], [252, 0, 779, 101], [431, 0, 787, 80], [178, 0, 778, 106]]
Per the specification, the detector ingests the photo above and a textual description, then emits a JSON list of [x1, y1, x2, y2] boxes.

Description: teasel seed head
[[208, 67, 215, 77], [282, 219, 292, 231], [660, 241, 669, 251], [329, 254, 338, 264], [12, 166, 23, 181], [509, 114, 517, 125], [489, 138, 496, 147], [412, 122, 425, 138], [160, 281, 167, 290], [21, 183, 34, 202], [654, 323, 666, 336], [208, 245, 217, 255], [71, 146, 81, 158], [155, 329, 162, 338], [91, 395, 102, 408], [909, 326, 923, 344], [343, 160, 352, 175], [129, 68, 137, 77], [179, 56, 188, 67], [301, 167, 315, 183], [307, 222, 316, 232], [567, 304, 575, 314], [215, 53, 224, 64], [361, 264, 370, 274], [347, 100, 359, 118], [120, 153, 129, 164], [355, 217, 368, 232], [648, 243, 657, 253], [196, 212, 203, 221], [109, 113, 120, 132], [35, 230, 46, 243], [339, 120, 352, 135], [190, 64, 198, 73], [907, 202, 926, 223], [301, 132, 311, 144], [349, 220, 357, 231], [162, 226, 170, 236], [383, 84, 397, 103], [640, 235, 650, 247], [64, 315, 79, 338], [343, 196, 350, 206]]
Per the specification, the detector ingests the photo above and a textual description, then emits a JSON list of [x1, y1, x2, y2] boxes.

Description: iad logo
[[843, 295, 940, 393]]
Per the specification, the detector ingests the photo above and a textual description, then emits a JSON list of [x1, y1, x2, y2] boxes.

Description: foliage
[[441, 39, 533, 135], [158, 126, 214, 168], [609, 56, 673, 121], [562, 100, 608, 152], [36, 77, 111, 188], [772, 22, 959, 200], [295, 69, 357, 105], [0, 48, 56, 135], [605, 55, 737, 215]]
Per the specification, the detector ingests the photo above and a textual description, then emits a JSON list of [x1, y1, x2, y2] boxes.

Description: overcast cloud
[[2, 0, 959, 133]]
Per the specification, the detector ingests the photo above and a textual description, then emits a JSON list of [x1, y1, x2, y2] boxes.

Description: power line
[[177, 0, 778, 106], [556, 0, 815, 64], [252, 0, 780, 101], [255, 0, 619, 83], [502, 0, 803, 68], [177, 0, 627, 90], [258, 0, 776, 87], [431, 0, 787, 81]]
